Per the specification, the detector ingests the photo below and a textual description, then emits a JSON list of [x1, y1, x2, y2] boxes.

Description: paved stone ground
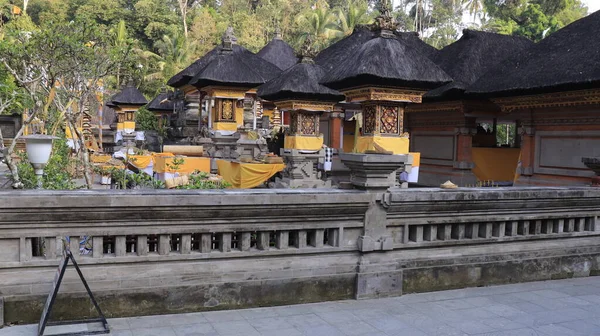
[[2, 277, 600, 336]]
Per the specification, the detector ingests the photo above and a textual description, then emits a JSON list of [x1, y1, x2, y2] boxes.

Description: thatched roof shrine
[[147, 89, 175, 112], [466, 10, 600, 97], [110, 82, 148, 106], [257, 29, 298, 71], [426, 30, 533, 100], [189, 28, 282, 89]]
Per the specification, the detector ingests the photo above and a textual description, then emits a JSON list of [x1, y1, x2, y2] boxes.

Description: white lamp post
[[22, 134, 58, 189]]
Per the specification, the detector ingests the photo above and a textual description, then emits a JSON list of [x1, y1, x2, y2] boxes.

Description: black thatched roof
[[257, 60, 345, 102], [426, 30, 533, 100], [147, 90, 175, 112], [257, 35, 298, 71], [110, 83, 148, 106], [315, 25, 375, 73], [188, 29, 282, 89], [167, 45, 255, 88], [395, 31, 438, 60], [467, 10, 600, 97], [320, 34, 452, 90]]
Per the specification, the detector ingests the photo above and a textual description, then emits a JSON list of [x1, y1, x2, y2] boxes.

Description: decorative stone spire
[[371, 0, 397, 38], [221, 27, 237, 54], [299, 34, 316, 64], [274, 27, 282, 40]]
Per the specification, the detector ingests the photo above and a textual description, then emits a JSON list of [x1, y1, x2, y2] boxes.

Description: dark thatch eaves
[[466, 10, 600, 97], [147, 89, 175, 112], [110, 82, 148, 106], [167, 45, 255, 88], [257, 59, 345, 103], [257, 33, 299, 71], [425, 29, 533, 101], [189, 29, 282, 89], [320, 32, 452, 91]]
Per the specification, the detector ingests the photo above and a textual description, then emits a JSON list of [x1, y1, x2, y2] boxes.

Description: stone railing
[[1, 187, 600, 324]]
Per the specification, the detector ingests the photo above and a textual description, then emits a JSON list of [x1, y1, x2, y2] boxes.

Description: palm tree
[[334, 1, 372, 38], [296, 5, 338, 50], [463, 0, 483, 20], [141, 31, 197, 83]]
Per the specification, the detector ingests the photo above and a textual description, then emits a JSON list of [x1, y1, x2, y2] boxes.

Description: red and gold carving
[[215, 98, 236, 122], [493, 89, 600, 112], [342, 87, 426, 103], [274, 100, 335, 112], [380, 106, 399, 134], [363, 105, 377, 135]]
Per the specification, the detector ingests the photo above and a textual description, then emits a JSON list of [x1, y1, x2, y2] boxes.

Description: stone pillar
[[518, 125, 535, 176], [329, 112, 344, 150], [454, 126, 476, 170], [210, 132, 240, 160], [339, 152, 409, 192]]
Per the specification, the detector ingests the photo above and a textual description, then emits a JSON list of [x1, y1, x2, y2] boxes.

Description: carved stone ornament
[[369, 0, 398, 37], [299, 34, 316, 63], [221, 27, 237, 53]]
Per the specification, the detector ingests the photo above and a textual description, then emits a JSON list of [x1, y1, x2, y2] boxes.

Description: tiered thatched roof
[[396, 31, 438, 60], [426, 30, 533, 100], [110, 82, 148, 106], [257, 59, 345, 103], [257, 30, 298, 71], [320, 30, 451, 90], [167, 45, 254, 88], [189, 28, 282, 89], [467, 10, 600, 97], [147, 89, 175, 112]]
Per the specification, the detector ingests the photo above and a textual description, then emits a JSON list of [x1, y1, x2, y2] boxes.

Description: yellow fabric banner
[[471, 148, 521, 182], [153, 156, 211, 174], [354, 136, 409, 155], [128, 155, 153, 169], [409, 152, 421, 167], [213, 122, 238, 132], [117, 123, 124, 131], [284, 136, 324, 150], [217, 160, 285, 189], [124, 121, 135, 130]]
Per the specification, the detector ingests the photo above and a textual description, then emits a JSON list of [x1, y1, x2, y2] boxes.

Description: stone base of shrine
[[209, 132, 240, 160], [272, 149, 330, 188], [236, 138, 269, 161]]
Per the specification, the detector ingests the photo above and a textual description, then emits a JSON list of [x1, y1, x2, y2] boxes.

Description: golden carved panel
[[342, 87, 426, 103], [493, 89, 600, 112], [275, 100, 335, 112]]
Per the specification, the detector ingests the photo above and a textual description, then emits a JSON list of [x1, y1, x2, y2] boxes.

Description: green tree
[[295, 3, 338, 50], [333, 0, 372, 38]]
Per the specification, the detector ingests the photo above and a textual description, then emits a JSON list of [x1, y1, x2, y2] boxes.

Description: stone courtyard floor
[[2, 277, 600, 336]]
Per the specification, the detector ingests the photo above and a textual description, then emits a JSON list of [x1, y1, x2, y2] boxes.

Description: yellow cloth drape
[[409, 152, 421, 167], [153, 156, 211, 174], [217, 160, 285, 189], [124, 121, 135, 130], [284, 136, 324, 150], [354, 136, 409, 155], [471, 148, 521, 182], [128, 155, 153, 169], [213, 122, 238, 132], [117, 123, 124, 131]]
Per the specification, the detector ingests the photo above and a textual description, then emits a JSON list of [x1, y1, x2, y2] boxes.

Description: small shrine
[[188, 27, 281, 160], [107, 81, 148, 146], [257, 36, 345, 188], [147, 87, 175, 129]]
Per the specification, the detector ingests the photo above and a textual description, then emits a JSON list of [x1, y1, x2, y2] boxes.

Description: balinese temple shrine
[[257, 36, 345, 188], [319, 3, 451, 160], [404, 30, 533, 187], [187, 27, 281, 159], [256, 28, 299, 127], [147, 88, 175, 129], [314, 25, 441, 154], [105, 82, 148, 149], [466, 10, 600, 187]]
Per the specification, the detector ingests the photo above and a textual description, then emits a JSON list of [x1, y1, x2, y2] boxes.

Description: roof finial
[[221, 27, 237, 53], [372, 0, 397, 38], [299, 34, 316, 64], [274, 26, 282, 40]]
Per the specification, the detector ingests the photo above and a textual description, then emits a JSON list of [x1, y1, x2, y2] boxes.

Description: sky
[[583, 0, 600, 13]]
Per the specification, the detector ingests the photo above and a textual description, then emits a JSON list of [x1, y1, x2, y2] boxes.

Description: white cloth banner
[[407, 167, 420, 183]]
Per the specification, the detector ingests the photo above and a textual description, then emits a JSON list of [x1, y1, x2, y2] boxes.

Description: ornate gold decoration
[[300, 114, 317, 135], [204, 86, 247, 99], [289, 112, 299, 134], [369, 0, 397, 38], [380, 105, 399, 134], [221, 100, 234, 120], [274, 100, 335, 112], [493, 89, 600, 112], [342, 87, 426, 103], [363, 105, 377, 135]]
